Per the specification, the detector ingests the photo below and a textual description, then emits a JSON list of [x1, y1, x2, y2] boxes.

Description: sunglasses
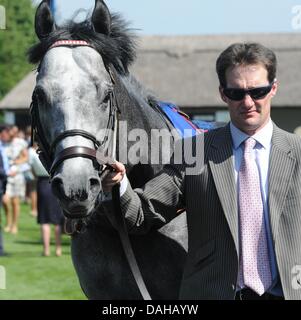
[[223, 82, 274, 101]]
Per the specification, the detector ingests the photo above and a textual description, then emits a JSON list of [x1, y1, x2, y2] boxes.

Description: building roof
[[0, 71, 36, 110], [131, 33, 301, 108], [1, 33, 301, 110]]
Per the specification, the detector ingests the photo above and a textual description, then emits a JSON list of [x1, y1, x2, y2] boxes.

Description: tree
[[0, 0, 36, 100]]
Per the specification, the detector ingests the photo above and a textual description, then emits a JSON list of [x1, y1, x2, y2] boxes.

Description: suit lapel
[[208, 124, 239, 253], [268, 124, 296, 241]]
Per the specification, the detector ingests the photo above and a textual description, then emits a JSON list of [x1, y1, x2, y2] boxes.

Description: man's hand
[[101, 161, 126, 193]]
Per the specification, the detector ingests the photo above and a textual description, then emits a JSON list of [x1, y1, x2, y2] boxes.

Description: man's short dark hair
[[0, 124, 10, 133], [216, 42, 277, 88]]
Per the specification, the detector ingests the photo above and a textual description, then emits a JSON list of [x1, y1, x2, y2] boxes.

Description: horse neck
[[115, 74, 173, 187], [118, 74, 168, 130]]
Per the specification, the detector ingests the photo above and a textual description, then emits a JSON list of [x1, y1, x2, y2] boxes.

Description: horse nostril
[[90, 178, 101, 194], [51, 176, 66, 199], [76, 190, 88, 202]]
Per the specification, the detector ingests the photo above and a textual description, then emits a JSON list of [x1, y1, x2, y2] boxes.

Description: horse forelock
[[28, 13, 136, 75]]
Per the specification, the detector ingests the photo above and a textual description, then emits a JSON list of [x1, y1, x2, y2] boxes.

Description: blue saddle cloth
[[158, 101, 216, 138]]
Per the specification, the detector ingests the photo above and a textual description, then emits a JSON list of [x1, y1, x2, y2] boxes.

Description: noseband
[[30, 40, 119, 177]]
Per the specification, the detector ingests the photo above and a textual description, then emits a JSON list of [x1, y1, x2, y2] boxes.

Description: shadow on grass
[[2, 250, 71, 258], [15, 239, 71, 246], [14, 240, 40, 245]]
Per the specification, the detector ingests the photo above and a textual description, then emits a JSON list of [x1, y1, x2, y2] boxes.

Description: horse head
[[30, 0, 135, 219]]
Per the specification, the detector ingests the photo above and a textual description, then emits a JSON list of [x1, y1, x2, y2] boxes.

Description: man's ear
[[219, 86, 228, 103], [270, 79, 278, 97]]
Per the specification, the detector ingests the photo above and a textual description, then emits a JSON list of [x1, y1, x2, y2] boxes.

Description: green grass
[[0, 203, 86, 300]]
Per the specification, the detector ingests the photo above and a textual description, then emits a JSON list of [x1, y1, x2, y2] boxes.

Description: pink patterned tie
[[238, 137, 272, 295]]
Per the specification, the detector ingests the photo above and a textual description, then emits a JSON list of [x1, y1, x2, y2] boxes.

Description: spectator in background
[[0, 125, 9, 256], [25, 126, 32, 147], [17, 128, 26, 140], [24, 126, 37, 217], [29, 143, 63, 257], [2, 125, 28, 235]]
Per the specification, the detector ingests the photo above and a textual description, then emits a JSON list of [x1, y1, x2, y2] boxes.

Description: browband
[[50, 40, 92, 49]]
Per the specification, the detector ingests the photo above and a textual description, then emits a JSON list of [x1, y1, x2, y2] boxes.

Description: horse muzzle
[[51, 169, 101, 219]]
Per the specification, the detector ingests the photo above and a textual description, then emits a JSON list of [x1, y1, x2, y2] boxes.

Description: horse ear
[[91, 0, 111, 35], [35, 0, 56, 40]]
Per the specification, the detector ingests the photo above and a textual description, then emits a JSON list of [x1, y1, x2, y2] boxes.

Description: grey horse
[[29, 0, 193, 299]]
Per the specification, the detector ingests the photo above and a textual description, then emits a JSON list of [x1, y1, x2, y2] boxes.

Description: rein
[[30, 40, 152, 300]]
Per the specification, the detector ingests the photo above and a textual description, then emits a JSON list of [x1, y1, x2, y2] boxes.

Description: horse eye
[[34, 88, 47, 106], [102, 91, 111, 104]]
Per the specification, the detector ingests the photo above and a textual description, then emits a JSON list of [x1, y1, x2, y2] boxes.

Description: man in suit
[[101, 43, 301, 300]]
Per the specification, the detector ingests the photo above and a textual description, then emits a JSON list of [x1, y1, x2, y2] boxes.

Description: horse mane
[[28, 13, 136, 75]]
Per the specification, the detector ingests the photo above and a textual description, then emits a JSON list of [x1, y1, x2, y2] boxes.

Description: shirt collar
[[230, 119, 273, 150]]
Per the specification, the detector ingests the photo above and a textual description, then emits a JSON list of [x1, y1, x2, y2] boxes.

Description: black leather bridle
[[30, 40, 119, 177]]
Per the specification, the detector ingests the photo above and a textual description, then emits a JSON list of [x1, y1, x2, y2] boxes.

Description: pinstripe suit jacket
[[118, 123, 301, 300]]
